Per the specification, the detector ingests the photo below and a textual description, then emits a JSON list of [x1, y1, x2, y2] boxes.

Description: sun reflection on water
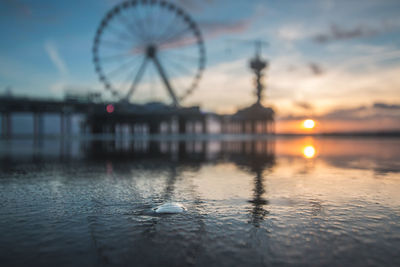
[[303, 145, 316, 159]]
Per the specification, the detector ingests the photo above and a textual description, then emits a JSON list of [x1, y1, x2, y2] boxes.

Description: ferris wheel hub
[[146, 45, 157, 58]]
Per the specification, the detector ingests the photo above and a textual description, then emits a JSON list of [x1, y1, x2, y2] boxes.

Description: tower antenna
[[249, 40, 268, 104], [226, 39, 269, 104]]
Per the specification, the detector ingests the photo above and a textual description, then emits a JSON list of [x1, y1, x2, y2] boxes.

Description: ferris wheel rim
[[92, 0, 206, 103]]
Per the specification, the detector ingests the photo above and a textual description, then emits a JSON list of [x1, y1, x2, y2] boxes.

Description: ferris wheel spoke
[[134, 5, 153, 43], [152, 55, 179, 106], [115, 13, 141, 40], [155, 13, 179, 43], [104, 24, 137, 44], [100, 39, 133, 50], [148, 61, 158, 100], [126, 58, 149, 100], [149, 4, 161, 42], [166, 65, 195, 89], [99, 52, 140, 63], [157, 14, 190, 41], [159, 27, 193, 48], [150, 4, 165, 43], [106, 56, 141, 79], [145, 4, 156, 42], [117, 58, 144, 93], [165, 65, 188, 93], [127, 9, 149, 43], [161, 54, 195, 77], [161, 50, 200, 61], [118, 12, 147, 43], [170, 62, 195, 78], [158, 23, 186, 44], [161, 54, 199, 91]]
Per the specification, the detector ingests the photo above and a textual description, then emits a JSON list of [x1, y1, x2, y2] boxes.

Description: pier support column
[[191, 121, 196, 134], [168, 121, 173, 135], [170, 117, 177, 135], [219, 118, 224, 134], [178, 141, 186, 158], [60, 113, 72, 137], [66, 114, 71, 136], [1, 113, 11, 139], [241, 121, 246, 134], [262, 121, 267, 134], [149, 121, 160, 135], [202, 116, 208, 134], [130, 124, 135, 136], [271, 121, 275, 135], [164, 120, 173, 135], [60, 113, 65, 136], [220, 118, 228, 134], [33, 113, 44, 139], [60, 113, 71, 137], [178, 117, 186, 134], [272, 121, 275, 135], [111, 124, 116, 135], [222, 120, 228, 134], [251, 120, 256, 135], [119, 124, 124, 137], [1, 113, 4, 138]]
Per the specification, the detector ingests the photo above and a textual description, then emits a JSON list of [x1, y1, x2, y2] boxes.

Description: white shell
[[154, 202, 185, 214]]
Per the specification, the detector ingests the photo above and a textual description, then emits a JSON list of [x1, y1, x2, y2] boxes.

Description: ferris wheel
[[93, 0, 206, 106]]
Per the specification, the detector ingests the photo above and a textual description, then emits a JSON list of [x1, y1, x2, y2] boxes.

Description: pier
[[0, 95, 275, 139]]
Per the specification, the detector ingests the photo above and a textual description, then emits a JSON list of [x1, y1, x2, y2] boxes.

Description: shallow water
[[0, 137, 400, 266]]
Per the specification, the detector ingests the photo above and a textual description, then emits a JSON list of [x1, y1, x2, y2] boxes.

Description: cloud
[[187, 41, 400, 117], [44, 40, 71, 97], [319, 0, 335, 11], [373, 102, 400, 109], [200, 19, 251, 38], [321, 106, 368, 120], [171, 0, 252, 38], [276, 101, 400, 133], [313, 24, 377, 44], [1, 0, 32, 18], [279, 102, 400, 122], [308, 62, 324, 75], [186, 58, 254, 113], [267, 46, 400, 117], [0, 0, 63, 23], [44, 41, 68, 76], [277, 25, 307, 42], [158, 19, 251, 51], [293, 101, 313, 111], [49, 81, 67, 94], [175, 0, 215, 12]]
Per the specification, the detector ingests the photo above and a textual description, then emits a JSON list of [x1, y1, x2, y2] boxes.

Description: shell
[[154, 202, 186, 214]]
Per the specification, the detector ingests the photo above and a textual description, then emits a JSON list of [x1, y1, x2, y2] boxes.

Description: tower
[[249, 41, 268, 105]]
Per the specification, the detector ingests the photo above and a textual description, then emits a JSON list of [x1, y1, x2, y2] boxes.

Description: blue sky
[[1, 0, 400, 132]]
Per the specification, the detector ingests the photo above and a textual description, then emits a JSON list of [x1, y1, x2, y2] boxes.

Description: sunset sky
[[1, 0, 400, 133]]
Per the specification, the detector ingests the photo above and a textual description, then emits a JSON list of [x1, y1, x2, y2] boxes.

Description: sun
[[303, 119, 315, 129]]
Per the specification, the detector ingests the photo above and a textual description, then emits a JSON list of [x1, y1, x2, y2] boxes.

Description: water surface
[[0, 137, 399, 266]]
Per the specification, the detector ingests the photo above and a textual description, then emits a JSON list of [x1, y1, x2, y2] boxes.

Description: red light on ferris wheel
[[106, 104, 114, 113]]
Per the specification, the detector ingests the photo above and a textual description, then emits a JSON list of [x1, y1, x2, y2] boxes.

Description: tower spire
[[249, 41, 268, 105]]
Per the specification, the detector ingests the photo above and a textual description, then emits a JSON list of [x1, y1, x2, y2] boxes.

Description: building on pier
[[220, 103, 275, 135]]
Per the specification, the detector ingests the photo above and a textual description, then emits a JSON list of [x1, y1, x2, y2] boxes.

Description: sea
[[0, 136, 399, 266]]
